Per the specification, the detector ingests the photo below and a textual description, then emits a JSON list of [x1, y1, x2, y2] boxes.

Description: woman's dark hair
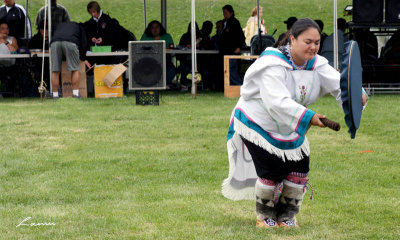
[[37, 20, 48, 30], [87, 1, 101, 13], [186, 22, 202, 36], [144, 20, 166, 37], [222, 4, 235, 17], [201, 21, 213, 36], [277, 18, 321, 47]]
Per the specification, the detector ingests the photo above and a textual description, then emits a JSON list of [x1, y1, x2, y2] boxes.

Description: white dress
[[222, 47, 341, 200]]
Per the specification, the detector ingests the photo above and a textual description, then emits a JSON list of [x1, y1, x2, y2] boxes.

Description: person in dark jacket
[[35, 0, 70, 33], [29, 20, 49, 50], [220, 5, 245, 85], [0, 0, 32, 40], [50, 21, 89, 98], [220, 5, 245, 55], [84, 1, 115, 48], [84, 1, 135, 51]]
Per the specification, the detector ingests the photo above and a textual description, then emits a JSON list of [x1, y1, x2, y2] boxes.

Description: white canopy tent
[[31, 0, 340, 96]]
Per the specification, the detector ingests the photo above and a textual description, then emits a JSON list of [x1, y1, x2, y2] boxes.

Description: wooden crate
[[224, 55, 258, 98]]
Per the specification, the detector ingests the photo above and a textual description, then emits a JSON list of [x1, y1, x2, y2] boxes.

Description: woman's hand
[[310, 113, 326, 128], [362, 92, 368, 106]]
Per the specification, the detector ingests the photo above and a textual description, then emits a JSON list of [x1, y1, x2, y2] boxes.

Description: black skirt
[[241, 137, 309, 182]]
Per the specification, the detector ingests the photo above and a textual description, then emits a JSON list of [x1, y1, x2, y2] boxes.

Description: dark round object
[[340, 40, 363, 139], [132, 57, 162, 87]]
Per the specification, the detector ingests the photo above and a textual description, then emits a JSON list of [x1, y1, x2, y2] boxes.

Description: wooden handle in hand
[[320, 118, 341, 131]]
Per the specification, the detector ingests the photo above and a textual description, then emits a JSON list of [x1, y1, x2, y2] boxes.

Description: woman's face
[[290, 27, 320, 62], [151, 23, 161, 37], [223, 9, 233, 20], [0, 23, 9, 37]]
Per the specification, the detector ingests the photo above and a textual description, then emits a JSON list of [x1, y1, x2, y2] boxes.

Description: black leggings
[[242, 137, 309, 183]]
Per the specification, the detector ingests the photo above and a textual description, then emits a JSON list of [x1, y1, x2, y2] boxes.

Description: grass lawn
[[0, 93, 399, 239]]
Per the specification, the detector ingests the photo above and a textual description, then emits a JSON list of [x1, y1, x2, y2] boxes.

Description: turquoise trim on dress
[[259, 49, 317, 71], [259, 50, 292, 66], [295, 109, 315, 136], [233, 109, 306, 150], [305, 56, 317, 70], [227, 121, 235, 141]]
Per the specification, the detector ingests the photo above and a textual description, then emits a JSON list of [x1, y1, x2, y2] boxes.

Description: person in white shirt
[[0, 21, 18, 66], [243, 6, 266, 46]]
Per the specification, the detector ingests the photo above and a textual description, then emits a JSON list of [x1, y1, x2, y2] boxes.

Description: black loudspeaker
[[386, 0, 400, 23], [128, 41, 166, 90], [353, 0, 383, 23]]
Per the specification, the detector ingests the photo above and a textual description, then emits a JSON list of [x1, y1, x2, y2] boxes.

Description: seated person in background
[[29, 20, 49, 50], [200, 21, 213, 50], [35, 0, 70, 33], [50, 21, 89, 98], [178, 22, 202, 91], [140, 20, 174, 47], [314, 19, 327, 54], [211, 20, 224, 51], [275, 16, 297, 47], [0, 21, 18, 96], [320, 18, 347, 69], [0, 0, 32, 40], [140, 20, 176, 89], [179, 22, 202, 48], [0, 21, 18, 66]]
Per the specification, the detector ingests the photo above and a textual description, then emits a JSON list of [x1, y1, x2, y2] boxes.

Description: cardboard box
[[61, 61, 87, 98], [94, 65, 123, 98]]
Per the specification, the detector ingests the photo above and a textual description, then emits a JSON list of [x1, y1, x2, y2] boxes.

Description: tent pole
[[191, 0, 197, 96], [48, 0, 52, 93], [161, 0, 167, 31], [144, 0, 147, 30], [333, 0, 339, 70], [257, 0, 262, 54], [25, 0, 28, 39]]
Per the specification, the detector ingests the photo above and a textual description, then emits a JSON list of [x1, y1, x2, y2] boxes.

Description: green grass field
[[3, 0, 400, 239], [0, 93, 399, 239], [18, 0, 353, 45]]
